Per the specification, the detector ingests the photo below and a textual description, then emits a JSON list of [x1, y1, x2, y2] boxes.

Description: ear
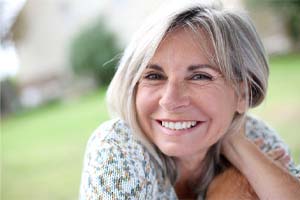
[[236, 95, 247, 114], [236, 83, 247, 114]]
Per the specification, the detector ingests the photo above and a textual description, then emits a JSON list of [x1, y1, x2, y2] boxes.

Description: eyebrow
[[187, 64, 217, 71], [146, 64, 217, 72], [146, 64, 164, 72]]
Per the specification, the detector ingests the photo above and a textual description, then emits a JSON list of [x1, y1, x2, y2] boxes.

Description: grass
[[1, 54, 300, 200], [1, 89, 109, 200]]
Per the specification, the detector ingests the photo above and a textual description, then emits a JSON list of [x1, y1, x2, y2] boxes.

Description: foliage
[[70, 19, 121, 86], [248, 0, 300, 47]]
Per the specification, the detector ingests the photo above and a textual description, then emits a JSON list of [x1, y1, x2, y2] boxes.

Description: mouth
[[157, 120, 200, 131]]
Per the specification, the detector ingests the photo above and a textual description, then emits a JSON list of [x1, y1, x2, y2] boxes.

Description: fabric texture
[[79, 116, 300, 200]]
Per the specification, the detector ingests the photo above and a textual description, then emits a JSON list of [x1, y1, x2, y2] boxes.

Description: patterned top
[[79, 116, 300, 200]]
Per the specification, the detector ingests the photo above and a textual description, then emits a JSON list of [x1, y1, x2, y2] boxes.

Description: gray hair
[[106, 0, 269, 196]]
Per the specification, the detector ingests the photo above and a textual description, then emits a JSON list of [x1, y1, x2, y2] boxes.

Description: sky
[[0, 43, 19, 80], [0, 0, 26, 81]]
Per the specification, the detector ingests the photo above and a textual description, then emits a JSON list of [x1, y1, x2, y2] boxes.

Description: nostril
[[159, 98, 190, 112]]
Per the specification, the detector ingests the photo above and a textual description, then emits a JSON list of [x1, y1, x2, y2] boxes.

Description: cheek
[[193, 86, 238, 139], [214, 85, 237, 112], [136, 85, 158, 121], [193, 86, 237, 116], [135, 85, 161, 142], [136, 89, 146, 119]]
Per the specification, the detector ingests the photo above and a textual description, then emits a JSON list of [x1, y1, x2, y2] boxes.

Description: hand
[[221, 121, 291, 169], [207, 140, 291, 200], [253, 138, 291, 169], [209, 133, 293, 200]]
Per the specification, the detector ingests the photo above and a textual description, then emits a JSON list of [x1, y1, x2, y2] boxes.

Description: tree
[[248, 0, 300, 50], [70, 19, 121, 86]]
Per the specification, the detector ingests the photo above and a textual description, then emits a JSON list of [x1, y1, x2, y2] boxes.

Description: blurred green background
[[1, 0, 300, 200], [2, 54, 300, 200]]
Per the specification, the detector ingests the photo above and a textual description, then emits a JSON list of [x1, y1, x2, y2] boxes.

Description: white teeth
[[169, 122, 175, 129], [161, 121, 197, 130], [175, 122, 180, 130]]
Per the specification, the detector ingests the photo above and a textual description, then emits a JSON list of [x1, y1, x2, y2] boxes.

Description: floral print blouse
[[79, 116, 300, 200]]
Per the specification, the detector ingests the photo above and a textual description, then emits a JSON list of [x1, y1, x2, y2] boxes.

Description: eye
[[190, 73, 213, 81], [144, 73, 165, 80]]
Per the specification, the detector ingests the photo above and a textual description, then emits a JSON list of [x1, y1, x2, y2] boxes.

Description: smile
[[160, 120, 198, 130]]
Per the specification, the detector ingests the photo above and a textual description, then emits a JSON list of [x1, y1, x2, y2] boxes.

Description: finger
[[275, 155, 291, 169], [267, 148, 285, 161], [253, 138, 264, 148], [278, 154, 291, 166]]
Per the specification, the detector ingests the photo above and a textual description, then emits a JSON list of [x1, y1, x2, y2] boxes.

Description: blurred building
[[12, 0, 109, 107], [9, 0, 291, 108]]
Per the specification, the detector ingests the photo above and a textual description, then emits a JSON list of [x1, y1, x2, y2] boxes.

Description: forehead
[[149, 27, 218, 70]]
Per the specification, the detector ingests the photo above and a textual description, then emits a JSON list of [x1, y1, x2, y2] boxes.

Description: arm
[[206, 140, 288, 200], [79, 131, 147, 200], [222, 121, 300, 200], [245, 115, 300, 179]]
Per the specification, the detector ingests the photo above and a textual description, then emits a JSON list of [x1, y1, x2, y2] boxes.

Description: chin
[[155, 142, 184, 157], [156, 141, 207, 158]]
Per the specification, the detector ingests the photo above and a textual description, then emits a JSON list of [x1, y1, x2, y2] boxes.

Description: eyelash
[[190, 73, 213, 81], [144, 73, 165, 80], [143, 72, 214, 81]]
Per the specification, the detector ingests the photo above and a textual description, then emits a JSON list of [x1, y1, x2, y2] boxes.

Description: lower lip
[[157, 121, 204, 136]]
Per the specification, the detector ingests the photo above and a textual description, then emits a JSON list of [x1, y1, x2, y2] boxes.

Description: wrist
[[222, 135, 253, 170]]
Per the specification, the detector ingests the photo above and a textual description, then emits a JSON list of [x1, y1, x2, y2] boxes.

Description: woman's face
[[136, 28, 245, 160]]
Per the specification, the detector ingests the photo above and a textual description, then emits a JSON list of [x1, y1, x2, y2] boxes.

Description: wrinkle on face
[[135, 27, 241, 166]]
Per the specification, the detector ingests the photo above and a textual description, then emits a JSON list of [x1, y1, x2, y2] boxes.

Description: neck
[[175, 181, 197, 199], [174, 152, 207, 199], [176, 151, 207, 181]]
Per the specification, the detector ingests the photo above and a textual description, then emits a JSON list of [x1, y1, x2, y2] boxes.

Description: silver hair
[[106, 0, 269, 196]]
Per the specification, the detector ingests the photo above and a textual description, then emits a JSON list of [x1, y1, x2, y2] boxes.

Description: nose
[[159, 81, 190, 112]]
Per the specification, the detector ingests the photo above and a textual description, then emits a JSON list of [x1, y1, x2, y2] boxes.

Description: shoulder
[[80, 119, 150, 199], [207, 167, 258, 200], [85, 118, 132, 148], [85, 119, 154, 169], [79, 119, 175, 199]]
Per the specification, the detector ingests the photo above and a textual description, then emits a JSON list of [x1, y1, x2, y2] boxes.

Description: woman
[[79, 1, 300, 199]]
